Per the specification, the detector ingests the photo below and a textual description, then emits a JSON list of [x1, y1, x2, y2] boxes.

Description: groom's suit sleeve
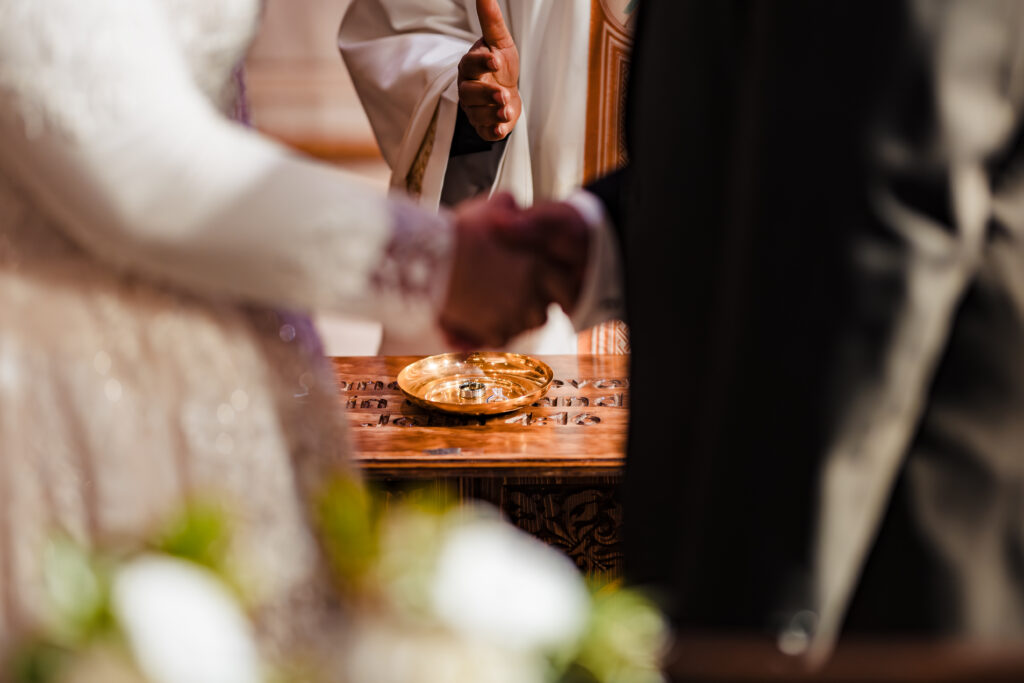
[[586, 168, 628, 250], [563, 168, 629, 332]]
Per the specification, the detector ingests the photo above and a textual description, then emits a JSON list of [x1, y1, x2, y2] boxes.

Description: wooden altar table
[[332, 355, 629, 576]]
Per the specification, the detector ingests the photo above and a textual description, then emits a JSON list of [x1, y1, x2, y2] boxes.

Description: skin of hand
[[458, 0, 522, 142], [495, 200, 591, 316], [439, 193, 550, 349]]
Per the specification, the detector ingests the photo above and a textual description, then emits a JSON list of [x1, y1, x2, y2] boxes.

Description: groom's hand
[[458, 0, 521, 141], [497, 200, 591, 316], [440, 193, 548, 348]]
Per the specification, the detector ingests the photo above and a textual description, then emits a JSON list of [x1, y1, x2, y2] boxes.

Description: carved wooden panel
[[578, 2, 634, 357], [372, 475, 623, 579], [336, 356, 627, 577], [584, 0, 634, 183], [502, 479, 622, 577], [333, 355, 628, 478]]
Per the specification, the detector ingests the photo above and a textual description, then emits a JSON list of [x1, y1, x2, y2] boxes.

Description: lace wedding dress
[[0, 0, 451, 657]]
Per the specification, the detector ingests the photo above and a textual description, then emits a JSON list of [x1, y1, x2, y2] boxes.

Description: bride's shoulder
[[0, 0, 260, 123]]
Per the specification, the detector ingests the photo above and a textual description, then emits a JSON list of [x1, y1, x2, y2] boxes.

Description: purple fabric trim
[[231, 64, 252, 125]]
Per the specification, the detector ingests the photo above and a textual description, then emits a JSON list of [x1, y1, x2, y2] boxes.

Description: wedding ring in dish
[[459, 381, 487, 399]]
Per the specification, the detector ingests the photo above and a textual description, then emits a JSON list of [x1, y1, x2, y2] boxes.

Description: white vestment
[[339, 0, 593, 354]]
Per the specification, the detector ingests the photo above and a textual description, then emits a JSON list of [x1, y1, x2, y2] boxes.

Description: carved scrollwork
[[502, 484, 623, 577]]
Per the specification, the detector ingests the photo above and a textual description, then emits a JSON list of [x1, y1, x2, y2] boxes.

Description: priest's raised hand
[[458, 0, 522, 141]]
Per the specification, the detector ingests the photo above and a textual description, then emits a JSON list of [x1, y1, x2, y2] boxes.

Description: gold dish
[[397, 352, 554, 415]]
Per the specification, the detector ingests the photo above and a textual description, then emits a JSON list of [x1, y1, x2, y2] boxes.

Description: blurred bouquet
[[7, 479, 668, 683]]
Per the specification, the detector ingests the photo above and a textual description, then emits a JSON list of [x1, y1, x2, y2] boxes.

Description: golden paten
[[397, 352, 554, 415]]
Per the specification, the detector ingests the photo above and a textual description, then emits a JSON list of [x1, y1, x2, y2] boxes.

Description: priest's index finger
[[476, 0, 514, 50]]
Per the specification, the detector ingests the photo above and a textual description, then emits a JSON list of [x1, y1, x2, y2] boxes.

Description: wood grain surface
[[667, 634, 1024, 682], [332, 355, 629, 478]]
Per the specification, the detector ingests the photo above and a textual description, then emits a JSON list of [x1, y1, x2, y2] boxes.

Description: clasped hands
[[440, 194, 590, 349], [440, 1, 585, 348]]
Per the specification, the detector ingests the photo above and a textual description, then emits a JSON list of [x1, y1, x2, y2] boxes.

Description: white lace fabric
[[0, 0, 452, 658]]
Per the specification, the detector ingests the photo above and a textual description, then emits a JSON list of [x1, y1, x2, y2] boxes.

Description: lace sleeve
[[0, 0, 452, 333]]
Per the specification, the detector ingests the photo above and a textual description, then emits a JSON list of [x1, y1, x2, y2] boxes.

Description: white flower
[[429, 511, 591, 653], [111, 555, 262, 683], [342, 616, 544, 683]]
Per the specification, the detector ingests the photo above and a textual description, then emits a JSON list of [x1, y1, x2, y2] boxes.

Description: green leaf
[[7, 641, 69, 683], [314, 477, 380, 589], [41, 538, 113, 644], [567, 587, 669, 683], [152, 502, 231, 571]]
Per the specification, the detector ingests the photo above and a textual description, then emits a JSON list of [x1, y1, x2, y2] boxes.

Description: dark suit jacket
[[595, 0, 1024, 657]]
